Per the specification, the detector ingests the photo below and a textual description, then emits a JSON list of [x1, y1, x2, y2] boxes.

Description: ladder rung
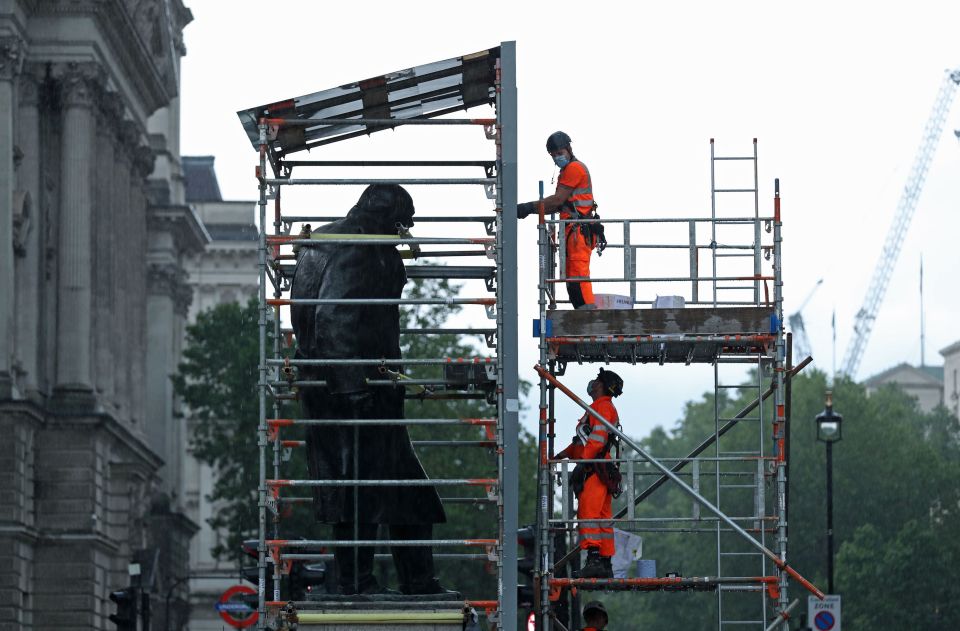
[[713, 156, 755, 161], [715, 253, 757, 258], [713, 188, 757, 193], [719, 484, 757, 489], [719, 551, 764, 556]]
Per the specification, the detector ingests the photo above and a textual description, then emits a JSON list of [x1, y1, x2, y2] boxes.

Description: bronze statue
[[291, 184, 452, 596]]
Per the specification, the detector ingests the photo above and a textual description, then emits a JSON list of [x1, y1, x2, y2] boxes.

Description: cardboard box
[[594, 294, 634, 310], [653, 295, 686, 309]]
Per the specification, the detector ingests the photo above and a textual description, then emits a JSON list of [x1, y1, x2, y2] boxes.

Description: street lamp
[[815, 390, 842, 594]]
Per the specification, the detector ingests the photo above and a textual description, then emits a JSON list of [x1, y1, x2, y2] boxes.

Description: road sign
[[808, 594, 841, 631], [217, 584, 258, 629]]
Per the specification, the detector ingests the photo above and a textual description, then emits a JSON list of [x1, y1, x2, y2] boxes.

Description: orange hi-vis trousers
[[565, 227, 594, 308], [578, 472, 614, 556]]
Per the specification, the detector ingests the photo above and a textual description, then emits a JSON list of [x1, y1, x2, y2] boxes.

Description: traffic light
[[517, 525, 536, 611], [109, 587, 138, 631]]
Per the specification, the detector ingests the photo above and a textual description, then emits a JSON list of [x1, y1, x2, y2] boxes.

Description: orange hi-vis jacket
[[559, 395, 618, 462], [557, 160, 596, 228]]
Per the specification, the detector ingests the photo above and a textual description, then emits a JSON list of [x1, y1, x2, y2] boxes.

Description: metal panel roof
[[237, 46, 500, 158]]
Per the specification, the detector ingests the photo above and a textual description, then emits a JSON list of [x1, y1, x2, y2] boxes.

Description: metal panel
[[237, 47, 501, 155]]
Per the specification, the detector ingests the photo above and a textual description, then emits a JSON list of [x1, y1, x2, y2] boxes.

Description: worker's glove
[[516, 202, 537, 219]]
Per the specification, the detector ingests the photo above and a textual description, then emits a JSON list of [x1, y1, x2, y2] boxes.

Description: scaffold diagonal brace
[[534, 364, 825, 600]]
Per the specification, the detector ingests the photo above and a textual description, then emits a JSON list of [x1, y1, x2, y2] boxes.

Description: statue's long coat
[[290, 185, 446, 525]]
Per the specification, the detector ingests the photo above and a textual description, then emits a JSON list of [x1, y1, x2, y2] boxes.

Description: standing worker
[[517, 131, 605, 310], [555, 368, 624, 578]]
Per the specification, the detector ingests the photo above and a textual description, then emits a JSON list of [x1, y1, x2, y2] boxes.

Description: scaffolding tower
[[239, 43, 519, 630], [533, 140, 822, 630]]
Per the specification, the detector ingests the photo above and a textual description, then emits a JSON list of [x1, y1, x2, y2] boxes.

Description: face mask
[[553, 154, 570, 169], [586, 380, 597, 396]]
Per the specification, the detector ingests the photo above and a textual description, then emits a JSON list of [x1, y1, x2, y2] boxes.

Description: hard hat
[[597, 368, 624, 398], [546, 131, 572, 153], [582, 600, 608, 623]]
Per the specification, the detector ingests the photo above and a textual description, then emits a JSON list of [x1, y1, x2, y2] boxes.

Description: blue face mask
[[553, 154, 571, 169]]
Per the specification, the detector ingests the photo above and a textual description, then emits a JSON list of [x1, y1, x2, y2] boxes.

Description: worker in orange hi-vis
[[517, 131, 606, 310], [555, 368, 624, 579]]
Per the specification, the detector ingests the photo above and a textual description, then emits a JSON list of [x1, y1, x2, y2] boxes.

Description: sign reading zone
[[808, 594, 841, 631]]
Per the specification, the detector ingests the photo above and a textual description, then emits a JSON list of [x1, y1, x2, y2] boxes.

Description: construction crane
[[840, 67, 960, 378], [788, 278, 823, 360]]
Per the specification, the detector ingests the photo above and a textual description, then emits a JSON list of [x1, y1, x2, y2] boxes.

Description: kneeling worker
[[555, 368, 624, 578], [517, 131, 603, 310]]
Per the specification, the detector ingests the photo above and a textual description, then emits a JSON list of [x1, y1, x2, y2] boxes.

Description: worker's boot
[[391, 524, 460, 596], [602, 555, 613, 576], [578, 547, 612, 579]]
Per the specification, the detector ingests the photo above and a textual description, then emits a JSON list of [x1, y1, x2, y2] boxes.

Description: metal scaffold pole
[[256, 121, 269, 625], [497, 39, 520, 631]]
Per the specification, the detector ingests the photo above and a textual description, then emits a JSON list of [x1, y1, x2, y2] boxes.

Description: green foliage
[[600, 369, 960, 630], [172, 298, 262, 562], [836, 514, 960, 628]]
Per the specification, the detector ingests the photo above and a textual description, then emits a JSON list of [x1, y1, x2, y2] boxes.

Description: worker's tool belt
[[563, 203, 607, 256], [570, 435, 623, 499]]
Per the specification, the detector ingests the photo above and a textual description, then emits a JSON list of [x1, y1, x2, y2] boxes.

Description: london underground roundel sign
[[216, 584, 258, 629]]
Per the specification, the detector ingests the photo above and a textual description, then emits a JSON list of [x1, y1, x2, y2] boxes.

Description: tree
[[600, 370, 960, 629], [175, 278, 538, 599], [836, 513, 960, 628]]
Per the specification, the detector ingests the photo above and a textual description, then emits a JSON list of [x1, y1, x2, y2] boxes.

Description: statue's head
[[349, 184, 416, 234]]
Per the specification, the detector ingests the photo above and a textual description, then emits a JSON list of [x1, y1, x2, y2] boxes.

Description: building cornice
[[45, 411, 165, 472], [147, 204, 211, 255], [32, 0, 172, 114]]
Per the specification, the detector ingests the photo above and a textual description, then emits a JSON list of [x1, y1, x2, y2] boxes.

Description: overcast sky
[[180, 1, 960, 440]]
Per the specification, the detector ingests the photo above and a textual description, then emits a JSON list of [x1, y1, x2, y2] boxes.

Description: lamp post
[[815, 391, 842, 594]]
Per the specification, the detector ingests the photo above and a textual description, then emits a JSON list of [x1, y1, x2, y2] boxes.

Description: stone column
[[145, 207, 205, 498], [14, 63, 42, 398], [131, 146, 155, 426], [54, 63, 101, 401], [114, 123, 139, 419], [146, 260, 178, 489], [0, 36, 24, 397], [93, 94, 121, 406]]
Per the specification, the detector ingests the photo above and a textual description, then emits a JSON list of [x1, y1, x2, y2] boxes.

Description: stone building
[[179, 155, 258, 629], [941, 340, 960, 419], [863, 362, 945, 413], [0, 1, 201, 629]]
